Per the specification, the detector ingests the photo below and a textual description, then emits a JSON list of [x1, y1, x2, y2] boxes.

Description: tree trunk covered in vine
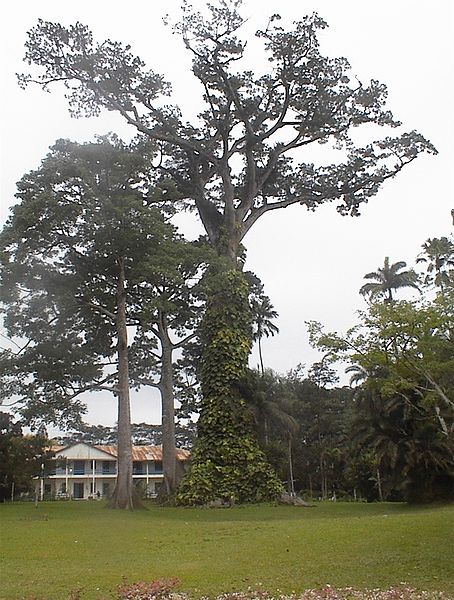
[[177, 256, 283, 505]]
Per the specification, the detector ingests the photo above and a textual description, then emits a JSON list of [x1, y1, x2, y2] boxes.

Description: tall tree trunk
[[317, 413, 326, 499], [158, 310, 177, 499], [288, 435, 295, 496], [320, 454, 326, 500], [177, 252, 283, 505], [376, 467, 384, 502], [258, 334, 265, 376], [264, 416, 269, 446], [109, 258, 135, 510]]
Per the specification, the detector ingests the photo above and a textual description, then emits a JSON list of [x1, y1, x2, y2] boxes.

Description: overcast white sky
[[1, 0, 453, 430]]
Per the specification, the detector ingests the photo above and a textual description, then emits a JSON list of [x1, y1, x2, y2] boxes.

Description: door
[[73, 482, 84, 499]]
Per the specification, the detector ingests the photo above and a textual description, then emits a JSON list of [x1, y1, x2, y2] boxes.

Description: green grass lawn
[[0, 501, 453, 600]]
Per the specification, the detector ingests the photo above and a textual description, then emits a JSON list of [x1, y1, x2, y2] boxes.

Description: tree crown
[[19, 2, 436, 255]]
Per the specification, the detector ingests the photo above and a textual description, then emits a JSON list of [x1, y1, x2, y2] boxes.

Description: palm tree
[[417, 237, 454, 294], [359, 257, 420, 302], [345, 364, 368, 387], [239, 369, 297, 446], [248, 278, 279, 375], [239, 369, 298, 493]]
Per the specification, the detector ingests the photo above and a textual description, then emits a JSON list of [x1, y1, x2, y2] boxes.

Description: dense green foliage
[[0, 137, 167, 425], [177, 266, 283, 504], [238, 366, 356, 499], [307, 244, 454, 503], [0, 413, 53, 502], [227, 239, 454, 504], [1, 501, 453, 599]]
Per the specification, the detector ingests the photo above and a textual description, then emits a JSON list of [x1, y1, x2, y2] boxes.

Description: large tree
[[0, 137, 204, 507], [128, 238, 211, 497], [19, 1, 435, 502]]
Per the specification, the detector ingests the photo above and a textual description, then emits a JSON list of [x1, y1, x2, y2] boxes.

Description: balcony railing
[[50, 461, 164, 477], [53, 467, 116, 477]]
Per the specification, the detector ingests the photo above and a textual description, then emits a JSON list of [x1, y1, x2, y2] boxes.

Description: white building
[[42, 442, 190, 499]]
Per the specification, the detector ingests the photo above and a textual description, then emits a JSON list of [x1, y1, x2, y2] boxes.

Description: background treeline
[[1, 236, 453, 504], [1, 235, 453, 505]]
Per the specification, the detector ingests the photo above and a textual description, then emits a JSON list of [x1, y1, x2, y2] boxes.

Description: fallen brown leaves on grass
[[113, 581, 453, 600]]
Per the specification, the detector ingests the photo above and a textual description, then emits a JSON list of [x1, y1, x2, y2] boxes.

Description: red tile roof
[[97, 445, 190, 461], [51, 443, 189, 461]]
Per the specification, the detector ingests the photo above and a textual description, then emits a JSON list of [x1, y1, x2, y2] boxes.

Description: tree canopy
[[0, 137, 169, 422], [19, 2, 436, 260]]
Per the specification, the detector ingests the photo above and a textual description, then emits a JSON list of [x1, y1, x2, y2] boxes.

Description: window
[[133, 461, 144, 475], [73, 460, 85, 475], [102, 461, 114, 474], [154, 461, 163, 473]]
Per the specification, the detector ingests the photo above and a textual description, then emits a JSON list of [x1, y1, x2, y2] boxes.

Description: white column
[[65, 460, 68, 496], [40, 463, 44, 501], [146, 461, 149, 496], [92, 459, 96, 496]]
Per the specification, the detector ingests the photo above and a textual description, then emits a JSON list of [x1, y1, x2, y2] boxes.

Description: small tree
[[359, 257, 420, 302], [248, 274, 279, 376], [417, 237, 454, 295], [0, 412, 53, 502]]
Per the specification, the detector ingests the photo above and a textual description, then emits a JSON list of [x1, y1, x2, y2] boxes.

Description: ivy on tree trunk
[[177, 263, 283, 504]]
